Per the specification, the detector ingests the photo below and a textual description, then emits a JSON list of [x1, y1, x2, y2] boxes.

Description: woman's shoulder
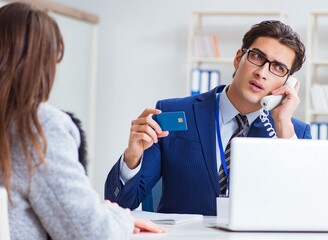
[[37, 102, 80, 144], [38, 103, 70, 124]]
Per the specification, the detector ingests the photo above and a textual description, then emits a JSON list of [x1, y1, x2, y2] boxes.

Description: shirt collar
[[219, 85, 261, 125]]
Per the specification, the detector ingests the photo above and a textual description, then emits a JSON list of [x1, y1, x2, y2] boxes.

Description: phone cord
[[259, 109, 277, 138]]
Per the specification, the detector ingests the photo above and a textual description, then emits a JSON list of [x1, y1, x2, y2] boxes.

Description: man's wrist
[[120, 154, 143, 184], [276, 120, 295, 138], [124, 149, 142, 169]]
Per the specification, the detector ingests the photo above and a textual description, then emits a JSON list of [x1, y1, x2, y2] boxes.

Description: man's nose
[[254, 61, 270, 79]]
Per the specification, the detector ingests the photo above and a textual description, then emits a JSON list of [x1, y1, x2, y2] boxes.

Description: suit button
[[114, 187, 120, 197]]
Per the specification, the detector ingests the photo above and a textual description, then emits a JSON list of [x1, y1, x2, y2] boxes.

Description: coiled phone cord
[[259, 109, 277, 138]]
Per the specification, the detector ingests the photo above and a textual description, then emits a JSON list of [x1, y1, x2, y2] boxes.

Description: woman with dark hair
[[0, 2, 164, 239]]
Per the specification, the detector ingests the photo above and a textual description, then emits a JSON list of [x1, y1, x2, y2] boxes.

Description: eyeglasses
[[242, 48, 290, 77]]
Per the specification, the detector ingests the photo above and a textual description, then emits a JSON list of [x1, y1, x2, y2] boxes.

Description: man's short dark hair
[[241, 20, 305, 75]]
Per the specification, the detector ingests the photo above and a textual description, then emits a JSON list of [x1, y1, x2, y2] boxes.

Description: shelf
[[191, 57, 234, 64], [305, 12, 328, 123], [311, 11, 328, 17], [191, 10, 287, 18], [311, 59, 328, 66], [309, 110, 328, 116]]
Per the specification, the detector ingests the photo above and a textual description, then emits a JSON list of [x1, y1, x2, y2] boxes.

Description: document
[[131, 210, 203, 225]]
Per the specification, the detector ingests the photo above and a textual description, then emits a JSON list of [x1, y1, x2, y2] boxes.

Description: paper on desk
[[131, 210, 203, 225]]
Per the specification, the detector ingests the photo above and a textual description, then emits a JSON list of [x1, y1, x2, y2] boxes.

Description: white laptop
[[216, 137, 328, 232], [0, 187, 10, 240]]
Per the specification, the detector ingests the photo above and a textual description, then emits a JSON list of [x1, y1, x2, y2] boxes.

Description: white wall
[[52, 0, 328, 197]]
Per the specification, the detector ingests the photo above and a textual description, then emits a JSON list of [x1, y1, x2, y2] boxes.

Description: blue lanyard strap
[[215, 93, 229, 183]]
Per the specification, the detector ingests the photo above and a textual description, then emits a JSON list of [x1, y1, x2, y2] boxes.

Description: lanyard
[[215, 93, 229, 189]]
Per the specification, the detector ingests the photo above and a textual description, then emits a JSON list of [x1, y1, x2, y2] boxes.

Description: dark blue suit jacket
[[105, 86, 312, 216]]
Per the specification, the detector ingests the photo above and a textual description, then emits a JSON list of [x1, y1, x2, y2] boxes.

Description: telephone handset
[[260, 76, 298, 111], [259, 76, 298, 138]]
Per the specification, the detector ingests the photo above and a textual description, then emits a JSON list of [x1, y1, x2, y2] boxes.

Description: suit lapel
[[193, 86, 225, 196]]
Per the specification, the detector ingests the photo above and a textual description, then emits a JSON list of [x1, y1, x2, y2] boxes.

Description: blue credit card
[[156, 111, 188, 131]]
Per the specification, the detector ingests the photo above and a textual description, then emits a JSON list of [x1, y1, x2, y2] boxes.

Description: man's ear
[[233, 49, 243, 69]]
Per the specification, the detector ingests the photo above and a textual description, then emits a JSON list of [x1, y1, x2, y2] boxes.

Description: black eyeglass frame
[[242, 48, 290, 78]]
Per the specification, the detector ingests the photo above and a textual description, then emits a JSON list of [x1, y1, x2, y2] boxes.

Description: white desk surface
[[131, 216, 328, 240]]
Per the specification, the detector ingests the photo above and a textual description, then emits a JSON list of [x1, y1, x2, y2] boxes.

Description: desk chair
[[0, 187, 11, 240], [142, 178, 162, 212]]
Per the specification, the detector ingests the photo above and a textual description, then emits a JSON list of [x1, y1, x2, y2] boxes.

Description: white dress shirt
[[216, 86, 261, 171]]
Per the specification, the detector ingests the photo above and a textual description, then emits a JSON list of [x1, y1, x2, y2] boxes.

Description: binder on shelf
[[320, 124, 328, 140], [311, 123, 318, 139], [311, 84, 328, 111], [211, 35, 220, 58], [323, 85, 328, 111], [193, 34, 220, 58], [311, 122, 328, 140], [190, 69, 221, 95], [200, 70, 210, 93], [193, 34, 206, 58], [310, 84, 321, 111], [209, 70, 220, 90], [191, 69, 200, 96]]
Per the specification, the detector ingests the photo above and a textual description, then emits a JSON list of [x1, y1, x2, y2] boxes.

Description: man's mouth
[[250, 81, 264, 90]]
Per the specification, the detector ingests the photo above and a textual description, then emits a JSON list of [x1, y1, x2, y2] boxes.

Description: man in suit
[[105, 20, 311, 216]]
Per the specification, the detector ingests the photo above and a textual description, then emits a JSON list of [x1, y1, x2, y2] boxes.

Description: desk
[[131, 217, 328, 240]]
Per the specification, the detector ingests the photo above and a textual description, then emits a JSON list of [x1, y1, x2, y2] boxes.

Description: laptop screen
[[225, 137, 328, 231]]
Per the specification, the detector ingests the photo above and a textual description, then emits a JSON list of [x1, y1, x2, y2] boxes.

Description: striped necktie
[[219, 114, 248, 195]]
